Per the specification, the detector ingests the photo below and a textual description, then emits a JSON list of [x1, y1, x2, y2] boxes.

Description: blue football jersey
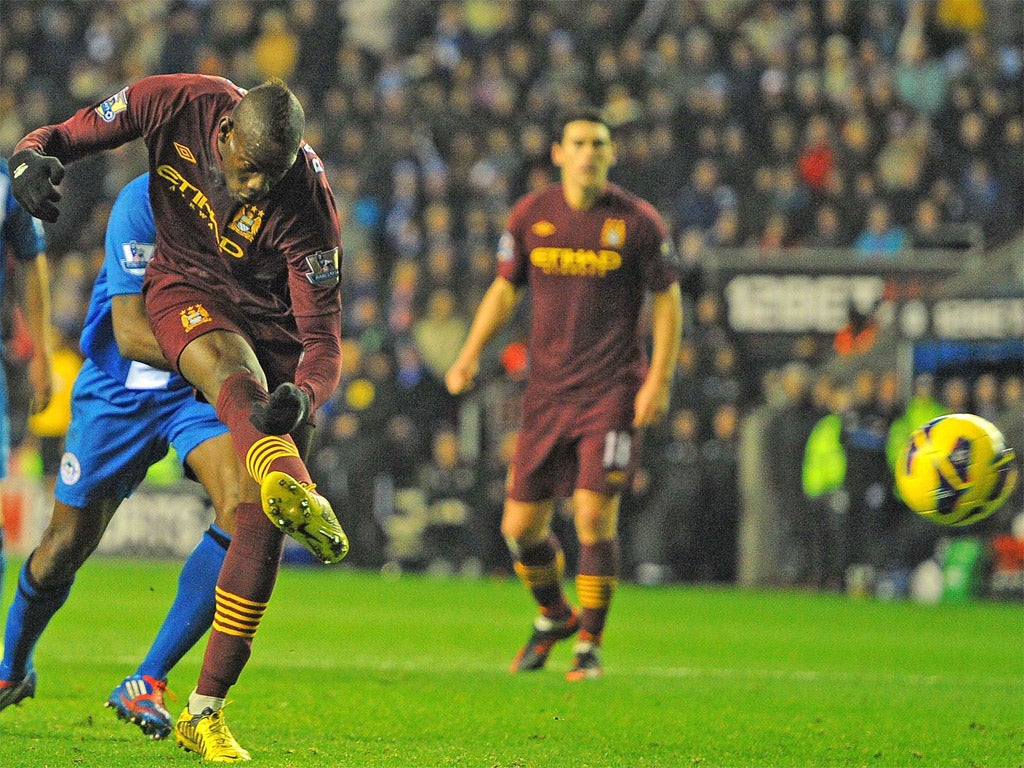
[[79, 173, 185, 390], [55, 172, 228, 507]]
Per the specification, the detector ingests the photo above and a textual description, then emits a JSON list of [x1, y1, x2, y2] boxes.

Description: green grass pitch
[[0, 557, 1020, 768]]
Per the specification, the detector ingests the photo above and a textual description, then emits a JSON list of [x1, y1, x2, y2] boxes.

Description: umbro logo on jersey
[[532, 221, 556, 236], [174, 142, 197, 163]]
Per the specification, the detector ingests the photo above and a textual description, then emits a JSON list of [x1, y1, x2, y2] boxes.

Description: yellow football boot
[[261, 471, 349, 564], [175, 706, 251, 762]]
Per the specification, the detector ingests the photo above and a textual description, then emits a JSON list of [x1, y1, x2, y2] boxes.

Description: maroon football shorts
[[145, 268, 303, 392], [507, 381, 639, 502]]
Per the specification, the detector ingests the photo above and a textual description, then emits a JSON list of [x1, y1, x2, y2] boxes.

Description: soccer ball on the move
[[896, 413, 1018, 527]]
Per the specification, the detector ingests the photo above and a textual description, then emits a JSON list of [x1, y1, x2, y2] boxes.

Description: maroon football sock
[[195, 502, 284, 697], [576, 539, 620, 642], [514, 533, 572, 619], [215, 370, 310, 484]]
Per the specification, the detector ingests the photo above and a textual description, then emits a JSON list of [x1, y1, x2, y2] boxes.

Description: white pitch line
[[58, 651, 1022, 689]]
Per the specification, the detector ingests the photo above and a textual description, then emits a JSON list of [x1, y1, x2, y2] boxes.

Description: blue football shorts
[[55, 359, 228, 508]]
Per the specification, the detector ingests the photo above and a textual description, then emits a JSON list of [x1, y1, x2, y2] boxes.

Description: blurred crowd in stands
[[2, 0, 1022, 597]]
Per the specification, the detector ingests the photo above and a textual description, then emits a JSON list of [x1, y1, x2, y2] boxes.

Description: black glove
[[9, 149, 65, 223], [250, 382, 310, 435]]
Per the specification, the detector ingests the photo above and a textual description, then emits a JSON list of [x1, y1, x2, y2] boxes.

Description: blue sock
[[136, 525, 231, 680], [0, 555, 74, 681]]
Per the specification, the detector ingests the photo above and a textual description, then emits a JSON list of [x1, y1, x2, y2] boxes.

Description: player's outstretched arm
[[111, 294, 172, 370], [446, 276, 519, 395], [633, 282, 682, 428]]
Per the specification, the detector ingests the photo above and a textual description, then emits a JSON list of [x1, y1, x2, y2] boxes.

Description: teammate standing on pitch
[[6, 75, 347, 760], [0, 172, 241, 744], [446, 107, 682, 679], [0, 156, 55, 626]]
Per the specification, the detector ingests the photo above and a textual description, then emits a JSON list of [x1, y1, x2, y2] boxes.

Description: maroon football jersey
[[16, 74, 343, 406], [498, 183, 678, 401]]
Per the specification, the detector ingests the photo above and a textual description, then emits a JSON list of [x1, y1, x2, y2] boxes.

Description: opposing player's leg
[[567, 489, 621, 681], [2, 362, 175, 711], [0, 496, 118, 709], [172, 326, 346, 564], [107, 423, 239, 740], [503, 499, 579, 672]]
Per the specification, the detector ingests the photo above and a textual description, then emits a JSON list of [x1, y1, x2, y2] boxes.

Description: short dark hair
[[234, 78, 305, 156], [554, 106, 610, 140]]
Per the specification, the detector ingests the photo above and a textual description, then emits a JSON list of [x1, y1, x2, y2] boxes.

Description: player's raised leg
[[175, 329, 347, 565], [503, 499, 579, 672]]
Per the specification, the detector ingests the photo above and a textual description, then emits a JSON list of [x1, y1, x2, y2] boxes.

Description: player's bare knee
[[33, 522, 99, 584], [180, 331, 266, 403]]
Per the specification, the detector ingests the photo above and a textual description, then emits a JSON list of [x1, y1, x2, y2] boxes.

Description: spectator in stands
[[807, 202, 848, 248], [895, 6, 948, 116], [833, 301, 880, 358], [765, 362, 822, 587], [309, 411, 384, 569], [412, 287, 469, 384], [854, 199, 908, 258], [940, 375, 971, 412], [251, 7, 299, 81], [797, 114, 836, 195], [960, 158, 1006, 242], [909, 198, 948, 248], [802, 378, 852, 590], [419, 425, 476, 574], [840, 369, 896, 584], [672, 158, 733, 235], [631, 407, 702, 585], [1001, 375, 1023, 415], [973, 372, 1002, 423], [695, 402, 741, 583], [755, 211, 796, 254]]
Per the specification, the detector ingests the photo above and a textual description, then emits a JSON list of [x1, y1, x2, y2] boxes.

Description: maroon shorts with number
[[507, 381, 639, 502], [144, 268, 303, 392]]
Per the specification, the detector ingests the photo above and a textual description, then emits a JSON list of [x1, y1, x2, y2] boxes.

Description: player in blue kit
[[0, 173, 241, 741], [0, 157, 55, 631]]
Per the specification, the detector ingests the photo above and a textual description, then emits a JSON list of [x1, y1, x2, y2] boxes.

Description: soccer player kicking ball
[[7, 75, 348, 760], [446, 108, 682, 680], [0, 173, 238, 743]]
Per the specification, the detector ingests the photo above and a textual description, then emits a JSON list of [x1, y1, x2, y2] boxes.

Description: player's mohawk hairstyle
[[236, 78, 305, 156]]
